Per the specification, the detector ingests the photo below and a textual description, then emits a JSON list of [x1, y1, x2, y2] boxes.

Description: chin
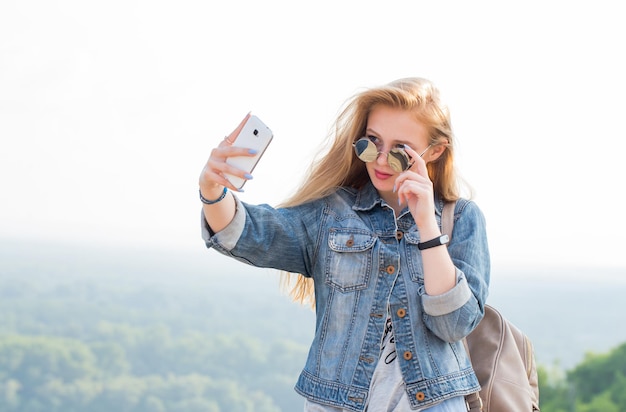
[[367, 170, 394, 191], [369, 176, 395, 194]]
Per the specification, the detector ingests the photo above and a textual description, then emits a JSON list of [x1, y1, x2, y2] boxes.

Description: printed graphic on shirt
[[381, 316, 396, 364]]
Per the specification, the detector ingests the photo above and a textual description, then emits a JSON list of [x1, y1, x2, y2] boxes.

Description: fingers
[[403, 144, 429, 177], [395, 176, 432, 206], [202, 146, 257, 191], [200, 113, 256, 191], [395, 175, 435, 228], [223, 112, 251, 147], [394, 145, 433, 207]]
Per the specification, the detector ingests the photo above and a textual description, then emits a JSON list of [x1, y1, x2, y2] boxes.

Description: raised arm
[[198, 113, 257, 233]]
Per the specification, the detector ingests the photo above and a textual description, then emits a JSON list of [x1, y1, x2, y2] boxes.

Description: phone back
[[224, 115, 273, 189]]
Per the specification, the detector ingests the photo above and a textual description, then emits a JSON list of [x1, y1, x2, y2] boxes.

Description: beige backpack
[[441, 202, 540, 412]]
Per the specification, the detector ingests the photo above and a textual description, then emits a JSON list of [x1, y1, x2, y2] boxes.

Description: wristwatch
[[417, 234, 449, 250]]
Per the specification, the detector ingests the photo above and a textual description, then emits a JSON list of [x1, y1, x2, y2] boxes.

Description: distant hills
[[2, 237, 626, 371]]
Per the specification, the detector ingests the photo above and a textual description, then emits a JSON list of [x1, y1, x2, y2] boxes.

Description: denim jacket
[[202, 182, 490, 411]]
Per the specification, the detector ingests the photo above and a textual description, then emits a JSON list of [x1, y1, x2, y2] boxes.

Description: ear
[[425, 143, 447, 163]]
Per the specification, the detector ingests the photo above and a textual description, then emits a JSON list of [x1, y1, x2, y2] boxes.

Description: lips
[[374, 169, 394, 180]]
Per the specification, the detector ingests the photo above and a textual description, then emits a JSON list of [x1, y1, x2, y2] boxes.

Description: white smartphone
[[224, 114, 273, 190]]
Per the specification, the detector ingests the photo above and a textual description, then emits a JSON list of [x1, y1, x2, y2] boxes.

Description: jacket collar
[[349, 181, 445, 218], [352, 182, 382, 211]]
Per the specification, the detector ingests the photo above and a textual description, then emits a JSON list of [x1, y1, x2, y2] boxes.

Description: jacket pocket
[[325, 228, 376, 292], [403, 232, 425, 282]]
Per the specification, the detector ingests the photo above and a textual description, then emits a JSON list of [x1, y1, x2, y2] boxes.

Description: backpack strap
[[443, 200, 484, 411], [465, 392, 484, 412], [441, 201, 455, 240]]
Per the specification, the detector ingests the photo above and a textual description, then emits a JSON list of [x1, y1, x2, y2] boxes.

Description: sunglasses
[[353, 136, 430, 173]]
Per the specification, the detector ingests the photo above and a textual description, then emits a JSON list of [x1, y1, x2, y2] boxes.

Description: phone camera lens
[[253, 129, 259, 136]]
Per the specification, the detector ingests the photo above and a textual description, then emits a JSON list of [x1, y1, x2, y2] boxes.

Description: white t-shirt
[[364, 316, 412, 409]]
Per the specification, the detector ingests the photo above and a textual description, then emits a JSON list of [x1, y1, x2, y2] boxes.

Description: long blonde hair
[[279, 77, 461, 306]]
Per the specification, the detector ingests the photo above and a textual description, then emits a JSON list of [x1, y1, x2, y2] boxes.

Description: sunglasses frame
[[353, 137, 431, 173]]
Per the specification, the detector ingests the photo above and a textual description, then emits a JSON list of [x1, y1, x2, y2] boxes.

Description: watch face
[[440, 234, 449, 244]]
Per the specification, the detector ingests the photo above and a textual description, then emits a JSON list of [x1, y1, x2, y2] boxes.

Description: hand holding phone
[[224, 114, 273, 190]]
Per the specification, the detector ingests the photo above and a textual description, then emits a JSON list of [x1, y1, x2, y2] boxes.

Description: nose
[[375, 149, 391, 168]]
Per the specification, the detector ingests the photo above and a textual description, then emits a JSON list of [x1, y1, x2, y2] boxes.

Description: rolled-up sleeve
[[201, 195, 246, 252], [422, 268, 472, 316]]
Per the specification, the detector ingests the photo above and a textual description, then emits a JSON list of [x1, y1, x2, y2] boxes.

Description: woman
[[199, 77, 490, 411]]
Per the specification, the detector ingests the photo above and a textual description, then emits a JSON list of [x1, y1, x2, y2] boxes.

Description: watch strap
[[417, 234, 449, 250]]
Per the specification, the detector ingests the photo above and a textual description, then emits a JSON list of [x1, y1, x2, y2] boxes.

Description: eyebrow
[[365, 128, 410, 145]]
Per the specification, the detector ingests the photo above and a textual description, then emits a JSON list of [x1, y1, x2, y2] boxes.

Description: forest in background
[[1, 238, 626, 411]]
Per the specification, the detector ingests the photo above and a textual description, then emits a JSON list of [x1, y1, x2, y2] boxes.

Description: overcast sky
[[1, 0, 624, 271]]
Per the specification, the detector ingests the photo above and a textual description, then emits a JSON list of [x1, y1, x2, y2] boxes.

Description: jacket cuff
[[422, 268, 472, 316], [200, 195, 246, 251]]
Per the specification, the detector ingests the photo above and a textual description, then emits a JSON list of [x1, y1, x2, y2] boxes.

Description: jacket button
[[396, 308, 406, 318], [395, 230, 403, 240], [386, 265, 395, 275], [403, 351, 412, 360], [416, 392, 425, 401], [346, 235, 354, 247]]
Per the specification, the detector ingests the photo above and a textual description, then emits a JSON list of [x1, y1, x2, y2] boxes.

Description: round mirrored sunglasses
[[352, 137, 412, 173]]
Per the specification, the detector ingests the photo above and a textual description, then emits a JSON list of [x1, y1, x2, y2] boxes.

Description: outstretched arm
[[199, 113, 256, 233]]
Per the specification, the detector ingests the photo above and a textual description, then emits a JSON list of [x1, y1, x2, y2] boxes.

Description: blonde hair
[[279, 77, 462, 306]]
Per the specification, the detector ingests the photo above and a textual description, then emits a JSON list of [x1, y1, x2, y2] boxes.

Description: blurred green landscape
[[1, 238, 626, 411]]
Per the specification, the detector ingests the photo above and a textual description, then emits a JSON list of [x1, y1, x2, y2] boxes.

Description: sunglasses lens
[[388, 149, 410, 172], [354, 138, 378, 162]]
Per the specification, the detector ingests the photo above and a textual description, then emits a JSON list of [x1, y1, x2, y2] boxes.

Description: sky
[[1, 0, 625, 271]]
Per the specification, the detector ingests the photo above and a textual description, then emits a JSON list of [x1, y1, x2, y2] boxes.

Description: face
[[362, 105, 431, 196]]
